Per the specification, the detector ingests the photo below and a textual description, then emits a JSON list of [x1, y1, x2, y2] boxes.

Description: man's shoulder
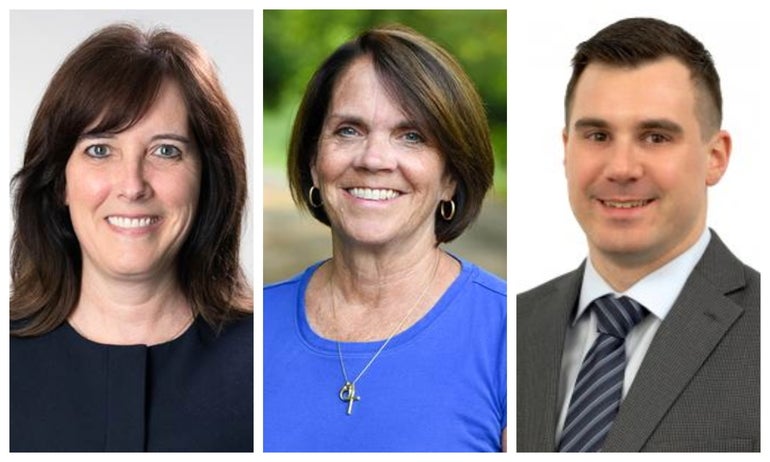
[[516, 265, 584, 314], [695, 230, 760, 303]]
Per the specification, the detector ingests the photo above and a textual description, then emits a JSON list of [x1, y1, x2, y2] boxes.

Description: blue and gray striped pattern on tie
[[558, 295, 647, 452]]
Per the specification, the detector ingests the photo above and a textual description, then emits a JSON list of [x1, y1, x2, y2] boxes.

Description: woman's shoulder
[[263, 261, 325, 296], [219, 314, 253, 337], [199, 313, 253, 344], [10, 320, 70, 351], [459, 258, 506, 298]]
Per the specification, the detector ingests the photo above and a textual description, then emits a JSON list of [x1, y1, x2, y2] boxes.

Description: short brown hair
[[11, 23, 252, 336], [287, 24, 494, 243], [564, 17, 722, 136]]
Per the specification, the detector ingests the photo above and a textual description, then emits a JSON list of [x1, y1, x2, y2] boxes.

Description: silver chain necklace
[[330, 253, 441, 415]]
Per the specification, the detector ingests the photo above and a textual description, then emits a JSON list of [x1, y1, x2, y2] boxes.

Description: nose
[[605, 140, 643, 183], [352, 133, 397, 171], [116, 155, 152, 201]]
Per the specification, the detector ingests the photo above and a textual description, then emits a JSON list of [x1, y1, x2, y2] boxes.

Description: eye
[[643, 133, 670, 144], [335, 126, 360, 138], [152, 144, 182, 158], [586, 132, 609, 142], [402, 131, 426, 144], [85, 144, 111, 158]]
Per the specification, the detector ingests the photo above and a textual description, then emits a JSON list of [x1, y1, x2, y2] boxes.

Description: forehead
[[329, 57, 406, 116], [144, 79, 189, 124], [570, 57, 699, 126], [82, 77, 190, 136]]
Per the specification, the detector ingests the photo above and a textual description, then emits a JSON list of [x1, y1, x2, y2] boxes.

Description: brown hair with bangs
[[11, 23, 252, 337], [287, 24, 494, 243]]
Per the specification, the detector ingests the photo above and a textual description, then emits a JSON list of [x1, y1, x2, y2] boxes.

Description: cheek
[[653, 153, 705, 192], [564, 155, 586, 190], [156, 168, 201, 211], [64, 165, 111, 209], [313, 150, 340, 182], [566, 152, 601, 190]]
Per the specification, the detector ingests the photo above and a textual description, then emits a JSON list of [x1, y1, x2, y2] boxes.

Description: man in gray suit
[[517, 17, 759, 452]]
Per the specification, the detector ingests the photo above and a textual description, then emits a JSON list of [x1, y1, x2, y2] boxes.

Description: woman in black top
[[10, 23, 252, 452]]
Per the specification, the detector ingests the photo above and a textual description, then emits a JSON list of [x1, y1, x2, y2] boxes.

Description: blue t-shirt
[[263, 257, 506, 452]]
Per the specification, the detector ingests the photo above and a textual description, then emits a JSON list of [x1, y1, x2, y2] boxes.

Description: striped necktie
[[558, 295, 647, 452]]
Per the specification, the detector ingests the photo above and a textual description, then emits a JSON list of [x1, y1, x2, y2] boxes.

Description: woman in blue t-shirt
[[264, 24, 507, 452]]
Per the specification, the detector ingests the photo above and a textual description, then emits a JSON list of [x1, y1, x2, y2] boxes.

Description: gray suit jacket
[[517, 231, 759, 452]]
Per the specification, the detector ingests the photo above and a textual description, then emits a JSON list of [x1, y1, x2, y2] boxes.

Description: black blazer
[[517, 232, 759, 452], [11, 315, 253, 452]]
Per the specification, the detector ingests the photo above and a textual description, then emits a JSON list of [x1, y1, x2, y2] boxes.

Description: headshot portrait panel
[[512, 1, 766, 293], [263, 9, 507, 284], [9, 9, 254, 452], [263, 9, 507, 452], [10, 9, 254, 281], [512, 0, 766, 453]]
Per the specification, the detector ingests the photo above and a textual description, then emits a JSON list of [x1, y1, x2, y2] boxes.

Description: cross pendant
[[338, 382, 361, 415]]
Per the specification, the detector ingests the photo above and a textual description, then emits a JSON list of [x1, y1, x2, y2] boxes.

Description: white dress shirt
[[555, 228, 712, 440]]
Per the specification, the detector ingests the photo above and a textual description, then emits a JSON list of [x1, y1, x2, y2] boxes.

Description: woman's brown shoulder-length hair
[[287, 24, 494, 244], [11, 23, 252, 337]]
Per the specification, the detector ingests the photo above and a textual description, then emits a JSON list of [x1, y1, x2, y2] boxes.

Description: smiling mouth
[[599, 199, 654, 209], [106, 216, 160, 229], [347, 187, 401, 201]]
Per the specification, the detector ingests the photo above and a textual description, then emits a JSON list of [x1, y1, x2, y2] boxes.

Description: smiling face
[[311, 57, 455, 250], [65, 79, 201, 281], [564, 57, 730, 272]]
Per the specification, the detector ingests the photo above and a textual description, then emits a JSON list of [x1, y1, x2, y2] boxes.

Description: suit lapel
[[602, 233, 747, 451], [517, 266, 583, 451]]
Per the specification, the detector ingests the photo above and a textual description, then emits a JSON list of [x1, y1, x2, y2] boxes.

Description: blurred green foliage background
[[263, 10, 507, 192]]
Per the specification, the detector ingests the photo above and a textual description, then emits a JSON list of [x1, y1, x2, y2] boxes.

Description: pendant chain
[[330, 252, 441, 414]]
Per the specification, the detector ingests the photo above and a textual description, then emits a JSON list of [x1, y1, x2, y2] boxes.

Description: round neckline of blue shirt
[[294, 255, 474, 357]]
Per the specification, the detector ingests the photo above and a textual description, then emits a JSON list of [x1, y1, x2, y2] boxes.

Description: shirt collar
[[575, 228, 712, 325]]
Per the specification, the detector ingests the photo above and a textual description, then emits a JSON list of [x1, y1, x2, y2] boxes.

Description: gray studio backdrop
[[9, 10, 254, 283]]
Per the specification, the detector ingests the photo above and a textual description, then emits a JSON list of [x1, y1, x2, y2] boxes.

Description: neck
[[329, 238, 444, 308], [306, 235, 458, 342], [68, 264, 193, 346], [589, 227, 705, 292]]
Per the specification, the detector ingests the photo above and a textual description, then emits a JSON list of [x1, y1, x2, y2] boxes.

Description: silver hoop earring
[[440, 200, 456, 221], [308, 186, 323, 208]]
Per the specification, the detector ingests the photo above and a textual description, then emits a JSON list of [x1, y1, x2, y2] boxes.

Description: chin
[[338, 228, 401, 247], [107, 259, 166, 278], [347, 235, 395, 247], [335, 220, 392, 241], [590, 229, 656, 257], [596, 241, 663, 266]]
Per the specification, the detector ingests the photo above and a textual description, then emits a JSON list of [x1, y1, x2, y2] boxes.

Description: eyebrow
[[325, 113, 365, 126], [572, 117, 610, 131], [326, 113, 422, 130], [572, 117, 684, 134], [638, 119, 684, 134], [77, 132, 192, 144]]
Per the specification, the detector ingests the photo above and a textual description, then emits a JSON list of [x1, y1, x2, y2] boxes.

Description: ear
[[62, 170, 70, 206], [705, 130, 731, 186], [441, 174, 457, 201], [562, 127, 569, 176], [310, 159, 319, 187]]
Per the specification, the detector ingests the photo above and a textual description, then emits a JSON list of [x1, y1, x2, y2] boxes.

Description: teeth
[[349, 188, 400, 201], [107, 216, 158, 228], [602, 200, 650, 209]]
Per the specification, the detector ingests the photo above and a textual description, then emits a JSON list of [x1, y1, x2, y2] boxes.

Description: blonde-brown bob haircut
[[11, 24, 252, 337], [287, 25, 494, 243]]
